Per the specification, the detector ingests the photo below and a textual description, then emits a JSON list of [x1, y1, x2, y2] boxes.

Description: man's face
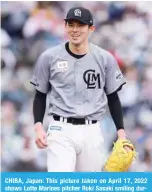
[[65, 20, 94, 46]]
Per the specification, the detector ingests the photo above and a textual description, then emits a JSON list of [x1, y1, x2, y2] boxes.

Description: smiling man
[[30, 7, 127, 172], [64, 7, 95, 50]]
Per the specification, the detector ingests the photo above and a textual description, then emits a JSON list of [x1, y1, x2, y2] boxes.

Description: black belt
[[53, 115, 97, 125]]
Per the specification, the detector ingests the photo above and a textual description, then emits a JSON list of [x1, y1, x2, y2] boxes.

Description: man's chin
[[71, 40, 81, 46]]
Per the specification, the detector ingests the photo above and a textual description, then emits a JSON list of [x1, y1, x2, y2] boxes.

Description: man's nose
[[73, 25, 79, 32]]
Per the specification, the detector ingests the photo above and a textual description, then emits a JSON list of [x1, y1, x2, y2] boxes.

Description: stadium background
[[1, 1, 152, 172]]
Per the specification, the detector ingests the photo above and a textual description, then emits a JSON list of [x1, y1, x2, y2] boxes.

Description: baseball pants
[[46, 118, 104, 172]]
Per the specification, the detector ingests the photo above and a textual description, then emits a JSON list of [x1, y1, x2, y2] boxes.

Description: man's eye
[[79, 24, 85, 27], [68, 23, 73, 26]]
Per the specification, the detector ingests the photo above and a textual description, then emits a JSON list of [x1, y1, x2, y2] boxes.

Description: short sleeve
[[30, 52, 50, 94], [105, 53, 126, 95]]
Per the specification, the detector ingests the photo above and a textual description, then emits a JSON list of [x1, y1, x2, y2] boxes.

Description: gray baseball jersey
[[30, 42, 126, 120]]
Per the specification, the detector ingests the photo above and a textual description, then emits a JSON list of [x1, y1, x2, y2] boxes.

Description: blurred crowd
[[1, 1, 152, 172]]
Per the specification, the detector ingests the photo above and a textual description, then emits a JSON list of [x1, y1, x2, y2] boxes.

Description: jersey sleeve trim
[[30, 81, 36, 86], [106, 82, 126, 95]]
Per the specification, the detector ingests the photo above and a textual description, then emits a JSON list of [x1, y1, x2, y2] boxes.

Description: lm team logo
[[83, 69, 101, 89], [74, 9, 81, 17]]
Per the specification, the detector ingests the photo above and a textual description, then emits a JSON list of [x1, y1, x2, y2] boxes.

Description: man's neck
[[69, 41, 89, 55]]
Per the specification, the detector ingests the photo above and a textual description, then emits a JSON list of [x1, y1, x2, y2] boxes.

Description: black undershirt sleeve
[[33, 90, 47, 124], [107, 91, 124, 130]]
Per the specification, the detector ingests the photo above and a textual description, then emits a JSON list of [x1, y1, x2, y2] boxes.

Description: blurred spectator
[[130, 148, 152, 172]]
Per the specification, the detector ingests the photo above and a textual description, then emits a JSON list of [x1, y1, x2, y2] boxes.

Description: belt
[[53, 115, 97, 125]]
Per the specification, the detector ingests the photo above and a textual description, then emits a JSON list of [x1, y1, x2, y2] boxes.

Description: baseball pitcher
[[30, 7, 135, 172]]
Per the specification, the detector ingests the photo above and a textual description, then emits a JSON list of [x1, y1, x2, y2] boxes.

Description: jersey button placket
[[75, 60, 83, 116]]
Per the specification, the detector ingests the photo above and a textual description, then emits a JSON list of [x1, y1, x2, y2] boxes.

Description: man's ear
[[89, 25, 95, 32]]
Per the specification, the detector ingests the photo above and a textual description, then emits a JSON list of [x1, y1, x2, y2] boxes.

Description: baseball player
[[30, 7, 127, 172]]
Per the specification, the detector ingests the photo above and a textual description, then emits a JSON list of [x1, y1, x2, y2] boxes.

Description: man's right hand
[[34, 122, 48, 149]]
